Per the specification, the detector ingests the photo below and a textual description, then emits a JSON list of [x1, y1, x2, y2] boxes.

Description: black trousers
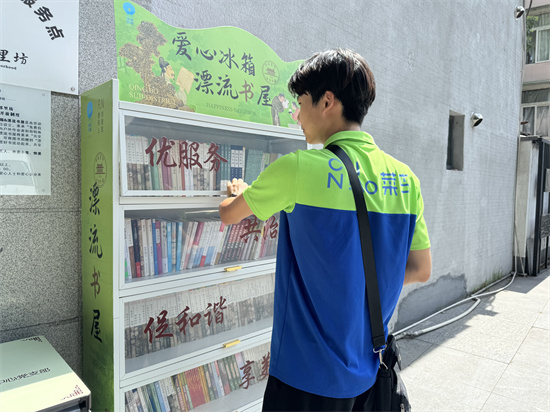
[[262, 376, 373, 412]]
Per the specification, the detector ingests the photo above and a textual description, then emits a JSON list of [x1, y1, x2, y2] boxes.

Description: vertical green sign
[[114, 0, 303, 128], [81, 81, 114, 412]]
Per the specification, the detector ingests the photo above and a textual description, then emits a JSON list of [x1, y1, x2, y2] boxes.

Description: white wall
[[0, 0, 524, 374]]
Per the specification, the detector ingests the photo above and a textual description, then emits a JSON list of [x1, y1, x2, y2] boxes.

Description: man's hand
[[219, 178, 254, 225], [226, 178, 248, 197]]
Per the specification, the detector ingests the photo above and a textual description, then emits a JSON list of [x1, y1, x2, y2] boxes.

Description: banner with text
[[114, 0, 303, 128]]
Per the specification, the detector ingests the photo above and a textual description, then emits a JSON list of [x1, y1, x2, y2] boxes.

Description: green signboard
[[114, 0, 303, 128], [81, 81, 115, 412]]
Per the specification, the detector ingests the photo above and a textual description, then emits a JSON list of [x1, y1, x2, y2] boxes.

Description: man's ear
[[322, 91, 338, 112]]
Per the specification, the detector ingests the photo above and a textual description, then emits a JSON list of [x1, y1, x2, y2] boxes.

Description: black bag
[[327, 145, 411, 412], [364, 334, 410, 411]]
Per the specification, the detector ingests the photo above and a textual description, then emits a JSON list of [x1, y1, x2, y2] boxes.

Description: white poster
[[0, 0, 78, 95], [0, 83, 51, 195]]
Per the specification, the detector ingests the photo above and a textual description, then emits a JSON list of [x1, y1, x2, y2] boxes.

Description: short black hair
[[288, 48, 376, 125]]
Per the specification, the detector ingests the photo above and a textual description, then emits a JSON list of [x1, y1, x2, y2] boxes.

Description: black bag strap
[[326, 144, 386, 351]]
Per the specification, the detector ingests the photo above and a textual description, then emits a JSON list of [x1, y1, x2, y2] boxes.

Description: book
[[151, 219, 158, 275], [171, 221, 177, 271], [133, 387, 145, 412], [141, 136, 153, 191], [155, 220, 162, 275], [202, 364, 216, 401], [145, 219, 155, 276], [171, 375, 186, 412], [197, 366, 210, 403], [216, 359, 231, 396], [230, 145, 245, 180], [244, 148, 264, 185], [166, 221, 173, 273], [171, 143, 179, 192], [153, 380, 168, 412], [163, 376, 181, 412], [125, 219, 136, 278], [212, 223, 228, 266], [187, 220, 205, 269], [140, 219, 150, 277], [182, 221, 198, 270], [175, 221, 183, 272], [161, 220, 168, 274], [146, 383, 161, 412], [185, 369, 203, 408], [198, 220, 215, 267], [138, 218, 147, 276], [139, 386, 154, 412], [179, 372, 193, 410], [131, 219, 142, 278]]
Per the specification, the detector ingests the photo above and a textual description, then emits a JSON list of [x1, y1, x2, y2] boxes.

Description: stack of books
[[125, 135, 283, 191], [124, 342, 271, 412], [124, 273, 274, 359], [124, 216, 280, 279]]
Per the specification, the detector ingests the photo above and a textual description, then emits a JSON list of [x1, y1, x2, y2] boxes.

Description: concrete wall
[[0, 0, 524, 375]]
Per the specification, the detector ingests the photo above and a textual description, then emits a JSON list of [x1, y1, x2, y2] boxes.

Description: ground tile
[[401, 364, 491, 409], [510, 328, 550, 375], [481, 393, 547, 412], [394, 337, 433, 368], [492, 364, 550, 411], [404, 345, 507, 392], [533, 302, 549, 330]]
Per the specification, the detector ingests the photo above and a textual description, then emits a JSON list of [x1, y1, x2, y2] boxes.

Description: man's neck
[[321, 121, 362, 144]]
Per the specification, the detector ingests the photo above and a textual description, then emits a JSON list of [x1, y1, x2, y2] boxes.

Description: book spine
[[161, 220, 168, 274], [179, 373, 192, 411], [125, 390, 136, 412], [172, 375, 186, 412], [125, 219, 136, 278], [212, 223, 228, 266], [199, 221, 214, 267], [184, 370, 198, 409], [221, 357, 236, 392], [182, 221, 197, 270], [187, 221, 204, 269], [153, 381, 167, 412], [140, 219, 150, 277], [146, 383, 161, 412], [136, 387, 148, 412], [155, 220, 162, 275], [203, 364, 216, 401], [166, 221, 173, 273], [151, 219, 158, 275], [160, 378, 172, 412], [171, 221, 177, 271], [131, 219, 142, 277], [197, 366, 211, 403], [164, 376, 180, 412], [176, 221, 183, 272], [146, 218, 155, 276]]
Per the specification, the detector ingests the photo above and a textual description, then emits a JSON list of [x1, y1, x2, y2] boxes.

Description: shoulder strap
[[326, 144, 386, 350]]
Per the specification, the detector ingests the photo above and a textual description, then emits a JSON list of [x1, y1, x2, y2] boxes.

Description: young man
[[219, 49, 431, 411]]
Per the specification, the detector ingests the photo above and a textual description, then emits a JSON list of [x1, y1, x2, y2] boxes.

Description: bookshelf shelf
[[81, 80, 307, 412]]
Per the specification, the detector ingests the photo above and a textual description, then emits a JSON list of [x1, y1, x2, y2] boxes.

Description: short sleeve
[[242, 152, 298, 221], [410, 179, 431, 251]]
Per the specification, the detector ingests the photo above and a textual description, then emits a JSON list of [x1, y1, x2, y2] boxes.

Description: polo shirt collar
[[323, 130, 377, 149]]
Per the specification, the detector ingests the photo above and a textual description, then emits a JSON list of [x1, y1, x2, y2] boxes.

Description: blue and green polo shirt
[[243, 130, 430, 398]]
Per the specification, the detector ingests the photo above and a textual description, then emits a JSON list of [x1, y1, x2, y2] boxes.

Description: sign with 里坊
[[0, 0, 79, 95], [114, 0, 303, 128]]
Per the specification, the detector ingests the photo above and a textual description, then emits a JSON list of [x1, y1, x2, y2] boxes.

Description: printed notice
[[0, 83, 51, 195]]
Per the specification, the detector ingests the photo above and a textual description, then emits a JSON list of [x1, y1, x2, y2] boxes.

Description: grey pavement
[[397, 269, 550, 412]]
